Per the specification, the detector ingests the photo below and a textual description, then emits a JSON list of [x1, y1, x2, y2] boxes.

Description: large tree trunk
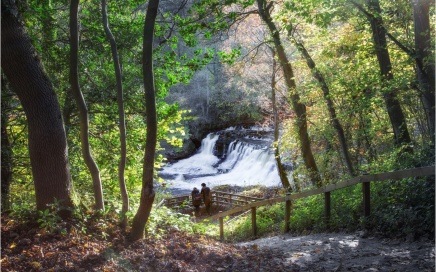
[[130, 0, 160, 241], [70, 0, 104, 211], [291, 38, 356, 177], [411, 0, 435, 142], [353, 0, 412, 148], [1, 1, 73, 215], [102, 0, 129, 228], [257, 0, 321, 187], [270, 48, 292, 190]]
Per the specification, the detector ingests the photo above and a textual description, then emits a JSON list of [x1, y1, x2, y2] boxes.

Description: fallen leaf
[[45, 252, 57, 257], [30, 261, 42, 269]]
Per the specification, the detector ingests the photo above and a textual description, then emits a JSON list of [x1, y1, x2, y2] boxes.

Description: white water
[[160, 131, 284, 193], [160, 133, 220, 176]]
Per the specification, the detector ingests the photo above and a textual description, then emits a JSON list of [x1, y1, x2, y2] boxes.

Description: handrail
[[212, 190, 263, 201], [163, 190, 264, 209], [205, 165, 435, 240], [209, 166, 434, 220]]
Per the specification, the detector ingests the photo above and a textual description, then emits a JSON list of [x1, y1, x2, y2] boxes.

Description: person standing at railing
[[191, 187, 201, 211], [201, 183, 211, 215]]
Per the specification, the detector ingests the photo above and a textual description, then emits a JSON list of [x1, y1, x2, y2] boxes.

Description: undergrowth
[[219, 174, 434, 243]]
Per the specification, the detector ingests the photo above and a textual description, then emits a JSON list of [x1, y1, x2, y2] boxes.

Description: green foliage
[[224, 203, 286, 241], [36, 199, 70, 234], [10, 199, 36, 223], [217, 47, 242, 65], [369, 177, 435, 238], [146, 206, 209, 238], [37, 209, 64, 234], [223, 175, 434, 242], [256, 204, 286, 236], [283, 0, 340, 27], [289, 195, 325, 233]]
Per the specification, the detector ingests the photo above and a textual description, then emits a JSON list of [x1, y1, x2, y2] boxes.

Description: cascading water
[[159, 133, 220, 176], [159, 127, 287, 194]]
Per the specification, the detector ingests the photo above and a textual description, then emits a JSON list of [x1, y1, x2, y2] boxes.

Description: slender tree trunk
[[70, 0, 104, 211], [411, 0, 435, 142], [1, 0, 73, 215], [270, 48, 292, 190], [257, 0, 321, 187], [353, 0, 412, 148], [102, 0, 129, 228], [291, 38, 356, 176], [130, 0, 160, 241], [1, 78, 13, 211]]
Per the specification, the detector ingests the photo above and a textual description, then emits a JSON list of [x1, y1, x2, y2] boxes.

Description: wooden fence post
[[362, 181, 370, 217], [251, 207, 257, 237], [219, 217, 224, 241], [324, 191, 331, 228], [284, 199, 291, 233]]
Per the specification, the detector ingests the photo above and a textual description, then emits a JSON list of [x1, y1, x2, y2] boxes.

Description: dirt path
[[237, 232, 435, 271]]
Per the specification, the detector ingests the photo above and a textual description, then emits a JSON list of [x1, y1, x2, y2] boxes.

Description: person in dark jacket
[[191, 187, 201, 210], [200, 183, 211, 215]]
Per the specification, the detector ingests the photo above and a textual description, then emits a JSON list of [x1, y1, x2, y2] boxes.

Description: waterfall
[[198, 133, 219, 155], [160, 133, 220, 176], [160, 128, 286, 194], [210, 141, 280, 187]]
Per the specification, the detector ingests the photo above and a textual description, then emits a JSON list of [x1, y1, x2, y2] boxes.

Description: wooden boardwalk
[[163, 190, 263, 210]]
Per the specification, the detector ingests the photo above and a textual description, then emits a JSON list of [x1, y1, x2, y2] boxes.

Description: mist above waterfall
[[160, 127, 287, 194]]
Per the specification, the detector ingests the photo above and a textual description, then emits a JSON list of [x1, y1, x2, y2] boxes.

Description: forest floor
[[2, 211, 435, 272], [1, 212, 300, 271]]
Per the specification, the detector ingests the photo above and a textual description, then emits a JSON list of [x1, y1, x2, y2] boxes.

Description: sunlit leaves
[[217, 47, 242, 64], [283, 0, 339, 27]]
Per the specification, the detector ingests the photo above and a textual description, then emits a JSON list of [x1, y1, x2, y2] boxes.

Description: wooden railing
[[164, 194, 191, 209], [164, 190, 263, 209], [211, 190, 263, 207], [205, 166, 435, 241]]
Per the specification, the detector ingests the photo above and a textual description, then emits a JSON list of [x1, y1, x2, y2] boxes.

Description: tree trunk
[[270, 48, 292, 190], [70, 0, 104, 211], [102, 0, 129, 228], [291, 38, 355, 176], [355, 0, 412, 148], [257, 0, 321, 187], [130, 0, 160, 241], [1, 78, 13, 211], [411, 0, 435, 142], [1, 1, 73, 215]]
